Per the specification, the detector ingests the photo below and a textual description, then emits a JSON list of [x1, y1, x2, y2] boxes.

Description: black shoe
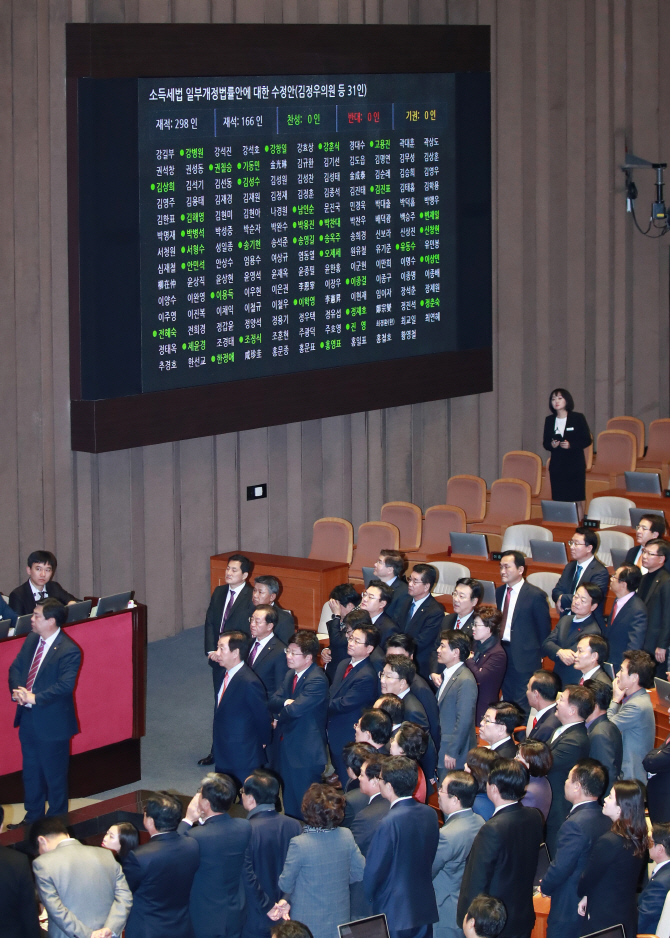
[[197, 753, 214, 765], [6, 819, 27, 830]]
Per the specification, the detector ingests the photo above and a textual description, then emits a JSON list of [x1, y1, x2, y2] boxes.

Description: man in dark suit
[[0, 806, 41, 937], [478, 701, 522, 759], [625, 513, 670, 570], [386, 632, 441, 754], [179, 773, 276, 938], [541, 583, 603, 686], [583, 679, 622, 795], [545, 684, 593, 855], [496, 551, 552, 714], [457, 758, 543, 938], [364, 755, 440, 938], [200, 553, 256, 764], [638, 822, 670, 935], [241, 769, 303, 938], [355, 707, 392, 754], [340, 742, 377, 827], [269, 630, 329, 819], [525, 669, 562, 742], [8, 550, 77, 616], [252, 575, 295, 645], [644, 732, 670, 824], [8, 598, 81, 826], [573, 634, 612, 686], [210, 630, 272, 788], [429, 578, 484, 676], [378, 654, 438, 785], [327, 623, 380, 785], [322, 589, 363, 682], [434, 630, 478, 778], [373, 550, 409, 623], [395, 563, 445, 679], [605, 564, 647, 672], [248, 604, 289, 699], [350, 752, 391, 919], [637, 538, 670, 675], [124, 792, 200, 938], [360, 579, 398, 648], [540, 759, 611, 938], [551, 527, 609, 627]]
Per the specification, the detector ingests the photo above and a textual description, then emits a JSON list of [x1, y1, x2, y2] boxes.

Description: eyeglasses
[[641, 548, 659, 556], [567, 540, 586, 547], [284, 648, 305, 656], [636, 524, 653, 531], [348, 638, 368, 645], [480, 715, 496, 725]]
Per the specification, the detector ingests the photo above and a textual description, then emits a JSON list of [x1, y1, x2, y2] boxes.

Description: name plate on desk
[[490, 551, 503, 561], [664, 490, 670, 498], [582, 518, 600, 529]]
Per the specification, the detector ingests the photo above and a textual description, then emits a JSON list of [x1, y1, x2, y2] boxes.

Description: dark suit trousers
[[279, 758, 323, 821], [19, 709, 70, 821], [501, 652, 531, 716]]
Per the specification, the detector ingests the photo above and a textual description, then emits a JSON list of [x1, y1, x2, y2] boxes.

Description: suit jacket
[[364, 798, 440, 930], [204, 582, 255, 654], [437, 665, 478, 772], [643, 738, 670, 823], [8, 580, 77, 616], [397, 593, 446, 678], [586, 713, 622, 794], [328, 656, 379, 764], [350, 793, 390, 857], [495, 581, 552, 675], [626, 543, 670, 574], [457, 801, 543, 937], [638, 860, 670, 934], [243, 807, 302, 938], [269, 663, 329, 769], [432, 808, 484, 938], [386, 576, 409, 623], [410, 672, 441, 751], [212, 664, 271, 787], [33, 839, 133, 938], [372, 612, 399, 649], [0, 844, 41, 938], [465, 636, 507, 725], [342, 785, 370, 829], [584, 665, 612, 685], [604, 593, 647, 672], [639, 566, 670, 652], [540, 801, 611, 935], [0, 595, 17, 624], [325, 616, 350, 683], [400, 690, 438, 783], [489, 738, 517, 760], [178, 813, 268, 938], [249, 633, 289, 701], [607, 686, 656, 783], [124, 830, 200, 938], [541, 613, 602, 686], [551, 558, 609, 627], [274, 605, 295, 645], [8, 629, 81, 739], [546, 723, 591, 855], [528, 706, 561, 743]]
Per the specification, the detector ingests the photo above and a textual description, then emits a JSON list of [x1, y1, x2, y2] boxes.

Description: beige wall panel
[[366, 410, 384, 520], [91, 0, 126, 21], [382, 0, 408, 23], [417, 398, 447, 509], [447, 0, 476, 25], [385, 405, 412, 504], [96, 450, 133, 595], [236, 0, 266, 22], [138, 0, 171, 21], [212, 0, 235, 22], [347, 0, 364, 24], [268, 423, 289, 554], [283, 0, 299, 23], [214, 431, 239, 551], [299, 419, 324, 554], [173, 0, 211, 21], [350, 411, 369, 532], [318, 0, 339, 22], [418, 0, 445, 24], [297, 0, 318, 21], [286, 422, 304, 556], [74, 452, 95, 596], [129, 447, 147, 603], [179, 436, 216, 628], [238, 427, 271, 552], [364, 0, 379, 24], [143, 443, 179, 639], [321, 414, 352, 520], [449, 394, 480, 478]]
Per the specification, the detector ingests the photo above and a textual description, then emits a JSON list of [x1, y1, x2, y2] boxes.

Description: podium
[[0, 604, 146, 804]]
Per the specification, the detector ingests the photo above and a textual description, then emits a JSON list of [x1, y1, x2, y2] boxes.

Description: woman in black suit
[[543, 388, 591, 518], [577, 779, 648, 937]]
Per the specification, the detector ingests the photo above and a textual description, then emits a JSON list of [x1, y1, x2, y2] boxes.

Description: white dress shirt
[[501, 579, 524, 642], [550, 720, 583, 744], [217, 659, 244, 704], [437, 661, 464, 701]]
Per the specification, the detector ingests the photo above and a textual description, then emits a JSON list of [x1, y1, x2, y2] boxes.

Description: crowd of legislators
[[4, 530, 670, 938]]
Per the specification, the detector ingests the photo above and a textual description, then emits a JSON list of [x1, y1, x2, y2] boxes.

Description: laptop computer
[[66, 600, 93, 623], [530, 540, 568, 565], [479, 580, 497, 604], [581, 927, 624, 938], [609, 548, 629, 570], [629, 507, 665, 529], [362, 567, 375, 589], [95, 591, 133, 616], [14, 615, 33, 636], [450, 532, 489, 557], [625, 470, 662, 494], [655, 676, 670, 704], [533, 842, 551, 891], [0, 619, 12, 639], [338, 914, 390, 938], [541, 500, 579, 524]]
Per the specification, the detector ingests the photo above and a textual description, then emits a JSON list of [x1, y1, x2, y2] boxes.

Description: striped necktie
[[26, 638, 47, 691]]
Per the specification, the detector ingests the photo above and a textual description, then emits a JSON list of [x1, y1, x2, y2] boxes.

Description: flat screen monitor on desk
[[14, 615, 32, 636], [66, 600, 93, 623], [629, 507, 665, 528], [0, 620, 12, 639], [609, 548, 629, 570], [541, 501, 579, 524], [449, 532, 489, 558], [96, 592, 133, 617], [338, 915, 390, 938], [625, 470, 662, 494], [530, 540, 567, 565]]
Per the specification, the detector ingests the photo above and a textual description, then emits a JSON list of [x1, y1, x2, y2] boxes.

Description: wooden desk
[[211, 551, 349, 630], [652, 688, 670, 747], [604, 488, 670, 523]]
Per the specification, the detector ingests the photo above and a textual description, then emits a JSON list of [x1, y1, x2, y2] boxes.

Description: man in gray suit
[[432, 771, 484, 938], [583, 678, 622, 794], [607, 649, 657, 783], [434, 629, 478, 780], [31, 816, 132, 938]]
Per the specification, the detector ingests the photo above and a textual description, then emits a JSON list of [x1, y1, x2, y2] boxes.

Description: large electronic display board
[[67, 25, 491, 452]]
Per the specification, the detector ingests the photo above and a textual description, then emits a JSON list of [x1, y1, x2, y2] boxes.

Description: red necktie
[[292, 673, 298, 694], [532, 717, 538, 728], [610, 600, 619, 624], [343, 662, 353, 680], [217, 671, 229, 705], [501, 587, 512, 635], [26, 638, 46, 692], [579, 677, 584, 686], [220, 590, 236, 633], [455, 618, 462, 630]]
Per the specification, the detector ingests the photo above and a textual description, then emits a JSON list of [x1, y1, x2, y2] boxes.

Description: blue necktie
[[571, 564, 583, 593]]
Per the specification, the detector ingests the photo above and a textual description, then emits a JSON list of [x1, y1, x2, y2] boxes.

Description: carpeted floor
[[94, 625, 217, 801]]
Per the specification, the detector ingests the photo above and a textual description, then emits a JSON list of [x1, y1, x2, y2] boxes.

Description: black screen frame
[[67, 24, 492, 453]]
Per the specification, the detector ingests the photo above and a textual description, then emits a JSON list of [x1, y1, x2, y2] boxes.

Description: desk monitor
[[603, 662, 615, 681], [625, 470, 662, 494], [530, 540, 567, 565], [96, 591, 133, 617], [14, 615, 32, 636], [66, 600, 93, 623], [450, 532, 489, 558], [362, 567, 375, 589], [338, 914, 390, 938], [655, 676, 670, 705], [581, 927, 624, 938], [629, 507, 665, 529], [0, 619, 12, 639], [479, 580, 496, 604], [541, 500, 579, 524], [609, 548, 629, 570], [533, 842, 551, 889]]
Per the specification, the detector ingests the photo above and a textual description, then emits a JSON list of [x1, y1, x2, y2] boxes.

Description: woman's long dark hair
[[116, 821, 139, 859], [611, 779, 649, 857]]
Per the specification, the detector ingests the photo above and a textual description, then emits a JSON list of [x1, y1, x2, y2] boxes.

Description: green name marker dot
[[395, 244, 400, 250], [294, 299, 298, 305], [181, 247, 185, 253], [293, 237, 297, 243], [181, 214, 185, 221], [239, 336, 243, 343], [237, 163, 242, 169], [150, 184, 155, 190], [211, 356, 216, 362], [179, 149, 184, 156], [320, 341, 324, 348], [318, 143, 323, 150], [320, 251, 324, 257], [346, 278, 350, 285], [419, 212, 424, 218], [209, 164, 213, 171], [238, 242, 243, 248], [264, 145, 269, 152], [182, 343, 186, 350], [369, 141, 374, 147], [319, 235, 323, 241], [346, 323, 350, 330], [293, 206, 297, 213], [420, 257, 424, 263], [420, 227, 424, 233], [420, 300, 425, 306], [152, 330, 157, 337], [237, 179, 242, 185], [181, 263, 186, 269], [370, 186, 374, 192], [210, 292, 215, 299], [181, 230, 185, 237], [319, 220, 323, 226], [346, 309, 350, 315]]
